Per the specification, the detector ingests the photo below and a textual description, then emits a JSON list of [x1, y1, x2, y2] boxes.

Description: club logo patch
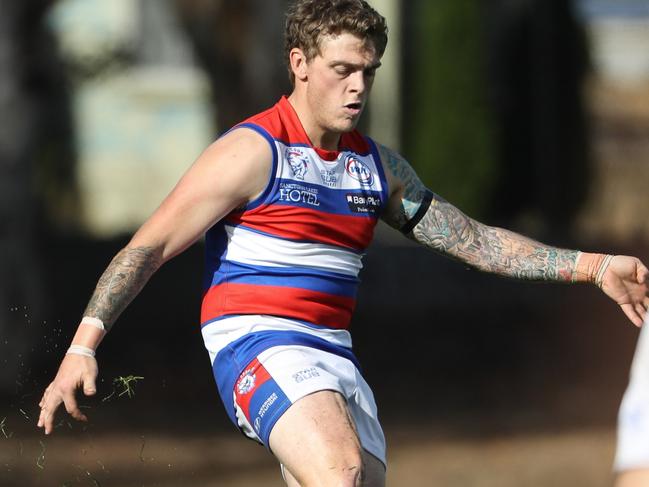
[[286, 148, 309, 180], [236, 371, 256, 395], [345, 155, 373, 187]]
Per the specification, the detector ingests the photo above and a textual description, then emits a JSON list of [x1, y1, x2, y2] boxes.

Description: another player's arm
[[378, 144, 649, 324], [37, 128, 273, 434]]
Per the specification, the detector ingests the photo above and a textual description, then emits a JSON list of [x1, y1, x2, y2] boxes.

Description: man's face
[[303, 32, 381, 136]]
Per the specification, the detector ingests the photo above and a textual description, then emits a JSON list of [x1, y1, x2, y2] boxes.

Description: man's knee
[[320, 448, 364, 485], [285, 447, 388, 487], [285, 446, 365, 487]]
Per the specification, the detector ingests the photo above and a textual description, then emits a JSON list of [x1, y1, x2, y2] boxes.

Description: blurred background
[[0, 0, 648, 485]]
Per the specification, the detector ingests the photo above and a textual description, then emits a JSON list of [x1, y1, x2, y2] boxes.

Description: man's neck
[[287, 93, 341, 151]]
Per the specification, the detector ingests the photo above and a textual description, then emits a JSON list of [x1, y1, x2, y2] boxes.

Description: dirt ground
[[0, 422, 618, 486]]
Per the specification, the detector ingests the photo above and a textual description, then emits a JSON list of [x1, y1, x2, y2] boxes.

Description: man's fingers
[[37, 409, 47, 432], [37, 384, 89, 434], [38, 384, 53, 409], [62, 391, 86, 422], [637, 263, 649, 284], [82, 374, 97, 396], [37, 393, 63, 434], [37, 407, 46, 428], [622, 303, 643, 327], [39, 408, 55, 435]]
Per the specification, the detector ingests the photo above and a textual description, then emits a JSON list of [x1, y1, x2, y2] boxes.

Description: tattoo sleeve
[[380, 144, 578, 282], [411, 200, 578, 281], [83, 246, 163, 331]]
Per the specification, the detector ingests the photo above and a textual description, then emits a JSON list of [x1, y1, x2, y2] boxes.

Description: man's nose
[[349, 71, 366, 93]]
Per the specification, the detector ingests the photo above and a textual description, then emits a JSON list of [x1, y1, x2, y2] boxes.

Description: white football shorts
[[232, 344, 386, 466]]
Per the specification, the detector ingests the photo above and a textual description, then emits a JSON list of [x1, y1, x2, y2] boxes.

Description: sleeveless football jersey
[[201, 96, 389, 331]]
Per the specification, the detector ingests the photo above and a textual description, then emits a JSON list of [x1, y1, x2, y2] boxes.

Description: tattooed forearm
[[411, 199, 579, 282], [378, 143, 578, 281], [83, 246, 163, 330], [379, 144, 428, 229]]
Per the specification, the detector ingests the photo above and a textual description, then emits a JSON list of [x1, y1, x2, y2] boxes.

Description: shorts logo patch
[[236, 371, 256, 395], [292, 367, 321, 383]]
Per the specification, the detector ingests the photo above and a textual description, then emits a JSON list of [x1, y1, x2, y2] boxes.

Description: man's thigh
[[615, 469, 649, 487], [270, 390, 386, 487]]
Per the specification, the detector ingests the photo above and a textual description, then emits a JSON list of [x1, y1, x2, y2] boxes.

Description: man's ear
[[289, 47, 309, 82]]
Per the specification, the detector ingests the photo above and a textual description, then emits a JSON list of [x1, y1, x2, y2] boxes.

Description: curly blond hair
[[284, 0, 388, 84]]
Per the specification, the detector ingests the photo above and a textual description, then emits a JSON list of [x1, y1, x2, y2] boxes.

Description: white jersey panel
[[223, 224, 363, 277], [276, 142, 385, 193], [202, 314, 354, 364]]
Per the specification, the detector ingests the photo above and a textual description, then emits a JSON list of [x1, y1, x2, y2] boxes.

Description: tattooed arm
[[83, 246, 163, 330], [379, 144, 649, 322], [411, 201, 580, 281], [37, 127, 273, 434]]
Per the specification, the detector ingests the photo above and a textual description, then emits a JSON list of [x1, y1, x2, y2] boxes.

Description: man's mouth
[[344, 102, 363, 114]]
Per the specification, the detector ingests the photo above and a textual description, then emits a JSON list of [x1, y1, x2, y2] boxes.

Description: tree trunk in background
[[174, 0, 291, 132], [402, 0, 589, 237], [484, 0, 590, 240], [402, 0, 497, 220], [0, 0, 73, 390]]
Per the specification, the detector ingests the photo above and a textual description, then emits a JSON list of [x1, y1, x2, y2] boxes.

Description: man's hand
[[600, 255, 649, 327], [37, 354, 98, 435]]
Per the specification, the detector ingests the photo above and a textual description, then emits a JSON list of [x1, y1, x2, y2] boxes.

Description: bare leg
[[282, 450, 385, 487], [270, 390, 386, 487]]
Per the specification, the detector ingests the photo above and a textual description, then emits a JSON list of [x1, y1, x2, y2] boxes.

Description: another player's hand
[[600, 255, 649, 327], [37, 354, 98, 435]]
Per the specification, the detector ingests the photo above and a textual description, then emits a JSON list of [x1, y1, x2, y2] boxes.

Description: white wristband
[[81, 316, 105, 331], [66, 345, 96, 358]]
